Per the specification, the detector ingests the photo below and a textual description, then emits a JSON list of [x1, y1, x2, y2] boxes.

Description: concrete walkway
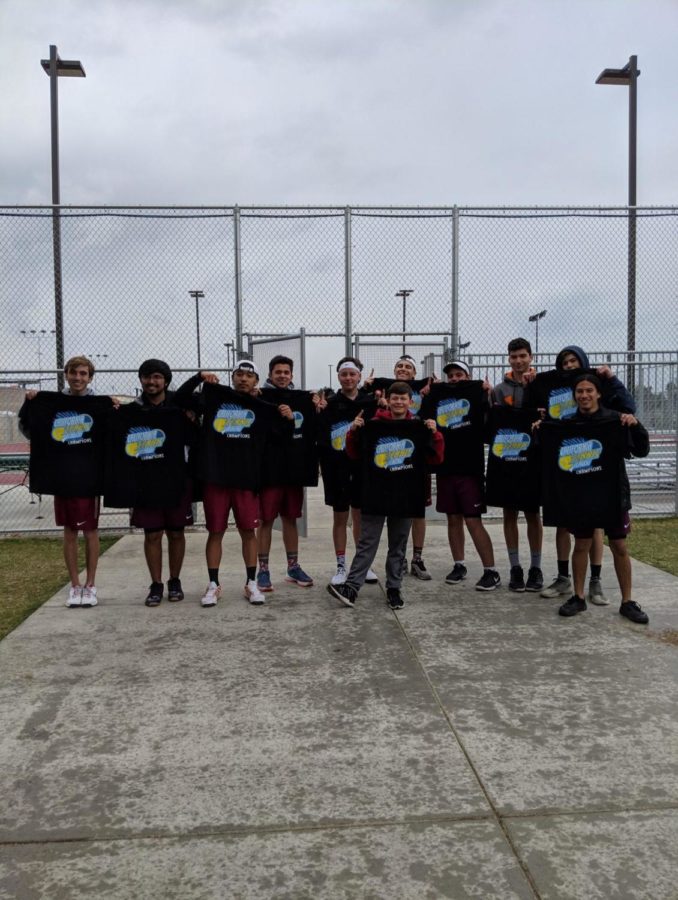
[[1, 489, 677, 899]]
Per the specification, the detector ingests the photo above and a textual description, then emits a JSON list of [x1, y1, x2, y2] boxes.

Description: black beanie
[[138, 358, 172, 386]]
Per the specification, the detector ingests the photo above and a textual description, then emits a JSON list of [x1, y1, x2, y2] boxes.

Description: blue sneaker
[[285, 564, 314, 587], [256, 569, 274, 593]]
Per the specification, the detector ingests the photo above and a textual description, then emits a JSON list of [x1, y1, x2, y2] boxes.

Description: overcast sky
[[2, 0, 678, 208]]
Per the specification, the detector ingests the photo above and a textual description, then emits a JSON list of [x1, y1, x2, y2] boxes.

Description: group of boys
[[20, 339, 649, 625]]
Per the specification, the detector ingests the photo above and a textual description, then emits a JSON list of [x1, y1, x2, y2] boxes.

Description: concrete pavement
[[1, 488, 677, 898]]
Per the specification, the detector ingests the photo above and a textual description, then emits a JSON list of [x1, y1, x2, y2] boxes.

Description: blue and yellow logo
[[492, 428, 530, 459], [410, 391, 422, 414], [213, 404, 255, 434], [125, 426, 166, 458], [436, 397, 470, 429], [331, 420, 351, 452], [549, 387, 576, 420], [374, 436, 415, 470], [293, 410, 304, 431], [51, 411, 93, 444], [558, 437, 603, 472]]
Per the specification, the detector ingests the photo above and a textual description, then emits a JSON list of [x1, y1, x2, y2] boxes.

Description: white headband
[[337, 361, 361, 373]]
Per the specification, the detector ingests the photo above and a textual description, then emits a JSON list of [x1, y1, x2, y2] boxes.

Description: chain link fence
[[2, 205, 677, 530]]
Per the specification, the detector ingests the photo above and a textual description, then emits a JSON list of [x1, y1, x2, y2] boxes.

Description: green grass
[[0, 536, 119, 641], [625, 517, 678, 577]]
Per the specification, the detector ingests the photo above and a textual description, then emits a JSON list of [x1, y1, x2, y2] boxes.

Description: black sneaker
[[509, 565, 525, 592], [475, 570, 501, 592], [144, 582, 164, 607], [558, 595, 587, 617], [619, 601, 649, 625], [525, 567, 544, 592], [410, 558, 432, 581], [445, 563, 467, 584], [387, 588, 404, 610], [167, 577, 184, 602], [327, 582, 357, 608]]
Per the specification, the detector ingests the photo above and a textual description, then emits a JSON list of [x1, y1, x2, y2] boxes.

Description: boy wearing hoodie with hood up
[[527, 345, 635, 604]]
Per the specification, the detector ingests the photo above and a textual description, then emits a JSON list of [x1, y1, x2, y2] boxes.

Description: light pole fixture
[[458, 339, 471, 355], [41, 45, 86, 391], [395, 289, 414, 355], [528, 309, 547, 358], [20, 328, 56, 386], [189, 290, 205, 368], [596, 54, 640, 387]]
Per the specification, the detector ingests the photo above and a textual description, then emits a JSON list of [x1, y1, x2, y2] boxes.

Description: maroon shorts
[[54, 496, 100, 531], [259, 485, 304, 521], [131, 484, 193, 532], [435, 474, 486, 517], [570, 511, 631, 541], [203, 483, 260, 531]]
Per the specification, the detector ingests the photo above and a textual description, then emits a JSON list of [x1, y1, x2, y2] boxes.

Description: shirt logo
[[330, 420, 351, 451], [549, 387, 576, 420], [293, 410, 304, 431], [51, 411, 93, 444], [436, 398, 470, 429], [492, 428, 530, 459], [374, 436, 415, 470], [558, 438, 603, 473], [410, 391, 422, 414], [213, 404, 255, 435], [125, 427, 166, 459]]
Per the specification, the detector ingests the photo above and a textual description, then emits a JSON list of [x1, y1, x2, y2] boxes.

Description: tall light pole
[[395, 289, 414, 356], [528, 309, 547, 358], [20, 328, 56, 386], [41, 45, 86, 391], [596, 54, 640, 388], [189, 290, 205, 368]]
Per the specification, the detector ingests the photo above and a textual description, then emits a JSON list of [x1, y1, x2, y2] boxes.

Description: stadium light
[[189, 290, 205, 368], [41, 45, 86, 391], [395, 289, 414, 356], [528, 309, 547, 358], [596, 55, 640, 386]]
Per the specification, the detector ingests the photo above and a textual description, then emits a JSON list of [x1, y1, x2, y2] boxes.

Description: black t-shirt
[[260, 388, 319, 487], [540, 418, 628, 529], [198, 383, 284, 491], [317, 393, 377, 492], [359, 418, 432, 518], [367, 377, 430, 416], [525, 369, 599, 421], [104, 405, 190, 508], [421, 381, 486, 476], [24, 392, 113, 497], [485, 406, 541, 511]]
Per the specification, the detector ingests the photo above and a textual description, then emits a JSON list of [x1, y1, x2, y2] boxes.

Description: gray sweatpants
[[346, 513, 412, 592]]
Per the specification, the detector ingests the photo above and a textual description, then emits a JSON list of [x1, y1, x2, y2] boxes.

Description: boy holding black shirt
[[19, 356, 110, 608], [327, 381, 443, 611], [257, 355, 319, 591]]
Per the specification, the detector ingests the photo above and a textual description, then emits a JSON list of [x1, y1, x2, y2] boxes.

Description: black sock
[[208, 567, 219, 585], [590, 564, 602, 580], [246, 565, 256, 582], [557, 559, 569, 577]]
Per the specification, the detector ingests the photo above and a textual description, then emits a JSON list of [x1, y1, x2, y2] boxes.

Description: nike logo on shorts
[[76, 520, 87, 526]]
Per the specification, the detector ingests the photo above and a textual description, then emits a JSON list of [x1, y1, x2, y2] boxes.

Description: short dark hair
[[268, 355, 294, 374], [507, 337, 532, 355], [336, 356, 363, 372], [573, 373, 602, 393], [386, 380, 413, 398]]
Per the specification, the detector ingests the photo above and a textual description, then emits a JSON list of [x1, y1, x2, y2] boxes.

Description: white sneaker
[[365, 569, 379, 584], [201, 582, 222, 607], [331, 566, 347, 586], [244, 579, 265, 605], [66, 586, 82, 608], [81, 585, 98, 608]]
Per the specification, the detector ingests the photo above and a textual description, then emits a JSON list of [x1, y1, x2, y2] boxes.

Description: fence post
[[233, 205, 243, 358], [451, 205, 459, 357], [344, 206, 353, 356], [300, 327, 307, 390]]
